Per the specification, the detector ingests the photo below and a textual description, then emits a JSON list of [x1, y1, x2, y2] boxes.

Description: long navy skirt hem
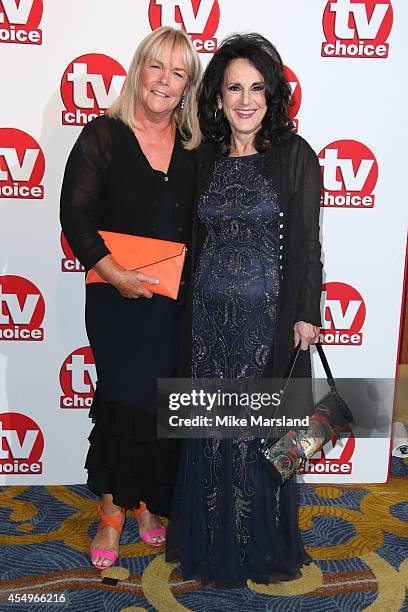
[[166, 437, 312, 589]]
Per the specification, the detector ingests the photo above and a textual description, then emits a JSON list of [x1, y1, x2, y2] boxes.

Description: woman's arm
[[294, 140, 323, 349], [60, 119, 111, 270], [60, 119, 158, 299], [92, 255, 159, 299]]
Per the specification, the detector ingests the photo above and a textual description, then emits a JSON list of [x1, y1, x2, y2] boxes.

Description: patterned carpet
[[0, 458, 407, 612]]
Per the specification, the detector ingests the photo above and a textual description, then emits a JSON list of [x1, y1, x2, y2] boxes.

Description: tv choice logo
[[0, 275, 45, 341], [61, 232, 84, 273], [0, 0, 42, 45], [322, 0, 393, 59], [0, 128, 45, 199], [60, 346, 96, 408], [0, 412, 44, 474], [149, 0, 220, 53], [319, 140, 378, 209], [61, 54, 127, 126], [284, 66, 302, 132], [320, 282, 366, 346], [301, 427, 355, 475]]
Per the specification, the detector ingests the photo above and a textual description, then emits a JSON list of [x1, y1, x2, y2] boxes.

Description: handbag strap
[[260, 344, 301, 443], [283, 343, 337, 391], [261, 342, 337, 445], [279, 344, 301, 396], [315, 343, 337, 392]]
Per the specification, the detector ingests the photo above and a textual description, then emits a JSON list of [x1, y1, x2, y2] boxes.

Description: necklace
[[132, 122, 173, 171], [133, 122, 172, 152]]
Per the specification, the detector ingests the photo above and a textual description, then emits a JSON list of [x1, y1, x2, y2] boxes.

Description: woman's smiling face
[[138, 43, 188, 118], [220, 58, 267, 140]]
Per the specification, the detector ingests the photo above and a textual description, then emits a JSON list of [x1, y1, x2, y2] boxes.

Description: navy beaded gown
[[166, 154, 311, 588]]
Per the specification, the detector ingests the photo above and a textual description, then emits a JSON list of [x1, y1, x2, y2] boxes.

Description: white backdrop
[[0, 0, 407, 485]]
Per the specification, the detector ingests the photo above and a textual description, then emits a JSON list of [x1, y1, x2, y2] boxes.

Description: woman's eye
[[174, 72, 184, 79], [228, 85, 241, 92], [252, 85, 265, 91], [150, 64, 160, 69]]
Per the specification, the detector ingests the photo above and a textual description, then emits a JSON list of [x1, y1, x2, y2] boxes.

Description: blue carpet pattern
[[0, 457, 407, 611]]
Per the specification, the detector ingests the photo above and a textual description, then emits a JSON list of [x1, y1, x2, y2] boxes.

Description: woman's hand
[[293, 321, 320, 351], [92, 255, 159, 299], [112, 269, 159, 299]]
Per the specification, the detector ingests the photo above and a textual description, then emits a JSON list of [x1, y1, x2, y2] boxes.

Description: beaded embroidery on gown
[[166, 154, 311, 587]]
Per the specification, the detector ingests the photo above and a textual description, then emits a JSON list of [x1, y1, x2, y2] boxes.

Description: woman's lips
[[151, 90, 169, 98], [235, 109, 256, 119]]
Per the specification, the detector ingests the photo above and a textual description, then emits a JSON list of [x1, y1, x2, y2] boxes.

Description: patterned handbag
[[259, 343, 353, 485]]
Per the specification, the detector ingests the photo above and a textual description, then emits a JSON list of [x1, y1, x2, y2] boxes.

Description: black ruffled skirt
[[84, 283, 181, 514]]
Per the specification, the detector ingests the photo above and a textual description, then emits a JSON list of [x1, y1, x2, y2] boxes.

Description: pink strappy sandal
[[90, 502, 125, 569], [133, 501, 166, 547]]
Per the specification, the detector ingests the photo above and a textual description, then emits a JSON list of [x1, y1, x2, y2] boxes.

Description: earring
[[180, 96, 185, 109], [214, 106, 222, 120], [215, 95, 223, 120]]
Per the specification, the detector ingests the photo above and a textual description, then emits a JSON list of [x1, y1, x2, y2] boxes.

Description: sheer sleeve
[[60, 117, 112, 271], [294, 139, 323, 326]]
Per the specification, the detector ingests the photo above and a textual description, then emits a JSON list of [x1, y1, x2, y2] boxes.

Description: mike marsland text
[[168, 415, 310, 428]]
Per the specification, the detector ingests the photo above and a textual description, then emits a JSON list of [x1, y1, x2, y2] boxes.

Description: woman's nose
[[240, 88, 251, 105], [158, 69, 170, 85]]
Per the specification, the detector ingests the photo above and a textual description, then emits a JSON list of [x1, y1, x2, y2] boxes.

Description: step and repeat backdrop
[[0, 0, 407, 485]]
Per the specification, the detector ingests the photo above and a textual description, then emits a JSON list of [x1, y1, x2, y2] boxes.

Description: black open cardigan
[[60, 115, 197, 304], [179, 132, 323, 387]]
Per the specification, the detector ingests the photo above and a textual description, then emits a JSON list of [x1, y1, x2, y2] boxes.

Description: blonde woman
[[60, 27, 201, 568]]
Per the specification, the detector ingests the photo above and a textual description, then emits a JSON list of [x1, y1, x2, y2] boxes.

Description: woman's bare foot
[[90, 495, 125, 568], [136, 509, 166, 545]]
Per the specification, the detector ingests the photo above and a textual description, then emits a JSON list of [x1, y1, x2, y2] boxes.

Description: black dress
[[84, 187, 182, 512], [60, 116, 196, 514]]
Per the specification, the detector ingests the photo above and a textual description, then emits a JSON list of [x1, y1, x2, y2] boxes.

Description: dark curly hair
[[198, 33, 294, 154]]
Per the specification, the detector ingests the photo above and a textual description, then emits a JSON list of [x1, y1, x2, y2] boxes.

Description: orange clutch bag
[[85, 231, 187, 300]]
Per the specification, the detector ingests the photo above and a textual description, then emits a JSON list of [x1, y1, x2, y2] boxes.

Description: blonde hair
[[109, 27, 202, 150]]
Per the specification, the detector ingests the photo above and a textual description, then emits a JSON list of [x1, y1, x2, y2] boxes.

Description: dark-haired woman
[[166, 33, 322, 588]]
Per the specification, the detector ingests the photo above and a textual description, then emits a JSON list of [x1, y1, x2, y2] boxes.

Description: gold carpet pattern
[[0, 458, 407, 611]]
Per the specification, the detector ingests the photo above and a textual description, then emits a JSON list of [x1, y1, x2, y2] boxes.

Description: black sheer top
[[60, 115, 196, 272]]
